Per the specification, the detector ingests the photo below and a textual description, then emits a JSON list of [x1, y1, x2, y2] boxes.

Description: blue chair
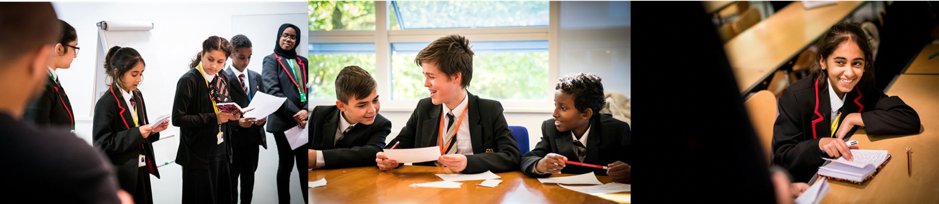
[[509, 126, 530, 155]]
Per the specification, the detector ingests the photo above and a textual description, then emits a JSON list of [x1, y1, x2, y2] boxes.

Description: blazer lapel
[[322, 109, 339, 148], [467, 93, 483, 154], [111, 87, 134, 129], [555, 130, 577, 161], [585, 119, 601, 164], [815, 79, 832, 139], [422, 104, 442, 148], [225, 68, 248, 100]]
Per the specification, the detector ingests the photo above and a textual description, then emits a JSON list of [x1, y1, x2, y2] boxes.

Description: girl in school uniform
[[773, 22, 921, 183], [172, 36, 242, 204], [261, 23, 308, 204], [25, 19, 78, 130], [93, 46, 170, 204]]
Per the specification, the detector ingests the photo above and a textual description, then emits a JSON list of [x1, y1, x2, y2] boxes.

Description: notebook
[[818, 150, 891, 184]]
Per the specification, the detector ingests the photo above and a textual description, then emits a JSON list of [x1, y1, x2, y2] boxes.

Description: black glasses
[[67, 45, 80, 55], [280, 33, 297, 41]]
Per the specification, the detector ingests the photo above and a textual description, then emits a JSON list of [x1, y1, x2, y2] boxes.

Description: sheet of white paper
[[285, 122, 309, 150], [309, 178, 326, 188], [795, 179, 830, 204], [560, 182, 631, 195], [478, 179, 502, 188], [409, 181, 462, 189], [383, 146, 442, 164], [243, 92, 286, 119], [436, 170, 501, 182], [149, 114, 170, 126], [537, 172, 603, 185]]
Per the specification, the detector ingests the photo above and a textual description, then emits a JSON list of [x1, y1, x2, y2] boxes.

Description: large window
[[309, 1, 556, 110]]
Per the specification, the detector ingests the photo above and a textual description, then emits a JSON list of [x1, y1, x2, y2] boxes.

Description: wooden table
[[902, 44, 939, 74], [703, 1, 735, 14], [724, 1, 864, 93], [820, 74, 939, 203], [309, 166, 630, 203]]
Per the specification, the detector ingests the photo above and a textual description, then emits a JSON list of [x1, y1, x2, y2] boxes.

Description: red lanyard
[[273, 54, 307, 96]]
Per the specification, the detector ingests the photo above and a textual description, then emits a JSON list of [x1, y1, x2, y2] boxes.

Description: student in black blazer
[[773, 23, 921, 183], [376, 35, 520, 173], [25, 19, 78, 131], [173, 36, 242, 204], [224, 34, 266, 204], [0, 4, 128, 203], [309, 66, 391, 169], [520, 73, 631, 183], [261, 23, 308, 204], [93, 46, 170, 204]]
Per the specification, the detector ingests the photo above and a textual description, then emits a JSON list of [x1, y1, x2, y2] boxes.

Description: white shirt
[[47, 67, 58, 82], [199, 65, 215, 82], [229, 66, 249, 92], [315, 112, 357, 168], [120, 87, 137, 126], [442, 91, 473, 155], [827, 78, 846, 120]]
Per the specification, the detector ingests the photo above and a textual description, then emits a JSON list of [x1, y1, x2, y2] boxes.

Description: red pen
[[564, 160, 609, 170], [390, 141, 400, 149]]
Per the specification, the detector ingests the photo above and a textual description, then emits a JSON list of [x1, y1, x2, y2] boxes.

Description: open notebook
[[818, 150, 891, 184]]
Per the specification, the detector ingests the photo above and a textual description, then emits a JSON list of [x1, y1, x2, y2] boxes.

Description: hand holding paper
[[383, 146, 442, 164], [243, 92, 286, 119]]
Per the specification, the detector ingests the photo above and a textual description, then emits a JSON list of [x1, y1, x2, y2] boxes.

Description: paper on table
[[409, 181, 462, 189], [560, 182, 631, 195], [383, 146, 441, 164], [309, 178, 326, 188], [284, 121, 309, 150], [149, 114, 170, 126], [242, 92, 286, 119], [436, 170, 500, 182], [795, 179, 830, 204], [537, 172, 603, 185], [478, 179, 502, 188]]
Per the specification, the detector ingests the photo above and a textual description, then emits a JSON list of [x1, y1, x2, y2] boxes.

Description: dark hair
[[335, 66, 377, 104], [812, 22, 875, 86], [414, 34, 474, 88], [230, 34, 252, 51], [189, 36, 232, 68], [104, 46, 145, 88], [58, 19, 77, 55], [0, 3, 59, 65], [556, 73, 605, 114]]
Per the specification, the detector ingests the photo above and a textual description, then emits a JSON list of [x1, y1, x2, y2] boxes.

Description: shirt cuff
[[531, 162, 548, 175], [315, 150, 325, 168]]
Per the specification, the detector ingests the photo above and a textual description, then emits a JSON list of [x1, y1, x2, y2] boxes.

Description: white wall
[[53, 2, 308, 204]]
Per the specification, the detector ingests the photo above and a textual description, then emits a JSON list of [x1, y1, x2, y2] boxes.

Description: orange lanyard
[[438, 105, 469, 155]]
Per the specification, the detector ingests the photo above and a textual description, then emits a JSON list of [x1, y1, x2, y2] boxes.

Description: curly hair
[[556, 72, 605, 114]]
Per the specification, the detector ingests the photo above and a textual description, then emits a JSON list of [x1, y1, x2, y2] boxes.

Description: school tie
[[446, 113, 455, 131], [342, 125, 354, 134], [573, 139, 586, 162], [443, 113, 457, 154], [830, 109, 843, 138], [130, 96, 139, 127], [238, 74, 247, 93]]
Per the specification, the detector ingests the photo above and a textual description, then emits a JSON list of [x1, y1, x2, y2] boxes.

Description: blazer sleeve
[[262, 55, 302, 117], [520, 121, 554, 178], [92, 99, 145, 156], [322, 119, 392, 168], [172, 75, 218, 128], [860, 94, 921, 135], [463, 102, 521, 173], [24, 88, 53, 126], [772, 89, 825, 173]]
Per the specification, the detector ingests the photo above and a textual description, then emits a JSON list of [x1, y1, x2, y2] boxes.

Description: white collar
[[119, 86, 134, 105], [443, 90, 470, 118], [47, 66, 57, 81], [827, 78, 845, 115], [338, 111, 356, 133], [199, 64, 216, 82], [230, 65, 247, 77], [571, 122, 591, 145]]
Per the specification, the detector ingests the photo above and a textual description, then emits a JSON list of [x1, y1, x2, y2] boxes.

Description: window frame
[[309, 1, 559, 113]]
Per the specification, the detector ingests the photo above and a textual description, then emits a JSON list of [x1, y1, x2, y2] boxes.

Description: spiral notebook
[[818, 150, 891, 184]]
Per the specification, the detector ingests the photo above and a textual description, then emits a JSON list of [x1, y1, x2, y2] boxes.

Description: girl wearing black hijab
[[261, 23, 308, 204]]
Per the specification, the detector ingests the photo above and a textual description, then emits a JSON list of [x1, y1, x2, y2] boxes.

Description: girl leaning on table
[[172, 36, 243, 204], [772, 22, 921, 183], [92, 46, 170, 204]]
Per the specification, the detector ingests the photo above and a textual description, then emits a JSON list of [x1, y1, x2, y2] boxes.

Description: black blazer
[[386, 92, 520, 173], [773, 76, 921, 182], [261, 53, 309, 132], [25, 75, 74, 130], [1, 113, 122, 204], [310, 105, 391, 168], [172, 68, 234, 169], [225, 67, 268, 149], [93, 86, 161, 193], [521, 114, 631, 178]]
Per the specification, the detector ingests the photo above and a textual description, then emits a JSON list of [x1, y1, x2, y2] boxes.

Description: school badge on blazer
[[486, 148, 494, 153]]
